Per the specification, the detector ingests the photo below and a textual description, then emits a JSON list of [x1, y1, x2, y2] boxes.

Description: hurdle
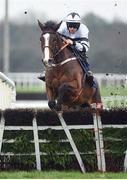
[[0, 109, 106, 172], [58, 112, 86, 173], [57, 111, 106, 173]]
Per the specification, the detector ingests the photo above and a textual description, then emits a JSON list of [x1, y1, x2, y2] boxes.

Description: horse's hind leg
[[93, 85, 102, 102], [92, 80, 103, 109]]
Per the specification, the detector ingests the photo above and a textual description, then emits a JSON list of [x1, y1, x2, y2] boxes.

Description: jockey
[[39, 12, 94, 85]]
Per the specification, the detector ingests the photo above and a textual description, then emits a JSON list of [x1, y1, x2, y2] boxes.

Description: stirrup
[[38, 76, 45, 81]]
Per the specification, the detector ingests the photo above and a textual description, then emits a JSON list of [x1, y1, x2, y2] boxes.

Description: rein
[[53, 42, 69, 58], [46, 39, 77, 68]]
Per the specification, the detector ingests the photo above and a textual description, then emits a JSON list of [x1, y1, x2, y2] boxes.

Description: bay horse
[[38, 20, 103, 111]]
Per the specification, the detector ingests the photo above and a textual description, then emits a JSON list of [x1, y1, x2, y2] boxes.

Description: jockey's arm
[[58, 33, 90, 52], [74, 38, 90, 52], [61, 36, 90, 52]]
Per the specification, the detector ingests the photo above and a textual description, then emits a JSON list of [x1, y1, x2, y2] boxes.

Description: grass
[[16, 85, 46, 93], [16, 85, 127, 97], [16, 85, 127, 108], [100, 86, 127, 108], [100, 85, 127, 96], [0, 171, 127, 179]]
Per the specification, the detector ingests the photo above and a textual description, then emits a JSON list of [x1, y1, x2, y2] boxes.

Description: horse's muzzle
[[48, 58, 53, 64], [43, 58, 54, 67]]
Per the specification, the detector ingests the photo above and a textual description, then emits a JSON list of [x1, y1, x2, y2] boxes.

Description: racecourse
[[14, 96, 127, 109], [14, 100, 49, 108], [0, 171, 127, 179]]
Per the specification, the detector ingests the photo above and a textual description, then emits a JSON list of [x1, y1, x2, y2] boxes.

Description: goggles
[[67, 22, 80, 29]]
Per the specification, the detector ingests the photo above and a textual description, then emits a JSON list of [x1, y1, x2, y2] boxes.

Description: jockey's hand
[[64, 39, 73, 45]]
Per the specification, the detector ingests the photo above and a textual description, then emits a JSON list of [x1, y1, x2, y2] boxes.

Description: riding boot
[[86, 71, 95, 86], [38, 71, 45, 81]]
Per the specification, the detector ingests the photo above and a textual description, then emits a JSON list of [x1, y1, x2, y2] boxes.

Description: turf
[[0, 171, 127, 179]]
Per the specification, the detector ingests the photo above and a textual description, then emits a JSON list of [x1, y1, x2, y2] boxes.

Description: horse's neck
[[56, 46, 74, 63]]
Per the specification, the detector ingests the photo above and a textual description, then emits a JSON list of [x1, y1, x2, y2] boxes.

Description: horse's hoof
[[96, 103, 103, 112], [48, 101, 56, 110], [81, 103, 90, 108], [91, 103, 103, 113]]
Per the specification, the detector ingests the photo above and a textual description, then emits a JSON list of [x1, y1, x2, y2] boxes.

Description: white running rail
[[8, 72, 127, 88], [0, 72, 16, 110]]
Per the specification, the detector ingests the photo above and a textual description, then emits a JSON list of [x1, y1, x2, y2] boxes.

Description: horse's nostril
[[49, 58, 53, 62]]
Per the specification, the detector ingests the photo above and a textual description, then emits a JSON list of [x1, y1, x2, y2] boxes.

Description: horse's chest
[[51, 75, 67, 87], [48, 72, 70, 88], [46, 65, 78, 88]]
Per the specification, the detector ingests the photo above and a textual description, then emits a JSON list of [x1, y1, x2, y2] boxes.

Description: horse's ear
[[55, 21, 62, 31], [38, 20, 44, 32]]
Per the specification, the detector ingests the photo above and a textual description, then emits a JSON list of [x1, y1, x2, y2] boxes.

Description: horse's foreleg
[[46, 86, 56, 110]]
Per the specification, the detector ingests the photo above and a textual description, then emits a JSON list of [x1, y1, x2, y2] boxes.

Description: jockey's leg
[[82, 60, 96, 87]]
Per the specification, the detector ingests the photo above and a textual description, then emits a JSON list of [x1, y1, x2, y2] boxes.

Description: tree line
[[0, 13, 127, 74]]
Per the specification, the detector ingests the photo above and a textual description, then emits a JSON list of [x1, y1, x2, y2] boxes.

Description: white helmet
[[66, 12, 81, 29], [66, 12, 81, 23]]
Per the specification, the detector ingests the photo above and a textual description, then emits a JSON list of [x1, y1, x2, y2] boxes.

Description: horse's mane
[[43, 21, 58, 32]]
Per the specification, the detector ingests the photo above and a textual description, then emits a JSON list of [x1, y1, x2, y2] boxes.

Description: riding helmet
[[66, 12, 81, 29]]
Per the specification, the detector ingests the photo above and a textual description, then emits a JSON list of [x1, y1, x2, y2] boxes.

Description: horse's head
[[38, 20, 62, 67]]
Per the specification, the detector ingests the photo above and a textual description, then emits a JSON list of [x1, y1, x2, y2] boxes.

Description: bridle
[[41, 32, 77, 67]]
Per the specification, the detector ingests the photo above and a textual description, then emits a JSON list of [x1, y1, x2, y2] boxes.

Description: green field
[[16, 85, 127, 97], [100, 86, 127, 97], [16, 85, 45, 93], [0, 171, 127, 179], [16, 85, 127, 108]]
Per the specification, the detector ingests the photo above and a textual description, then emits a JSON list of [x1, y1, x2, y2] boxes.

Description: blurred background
[[0, 0, 127, 107], [0, 0, 127, 73]]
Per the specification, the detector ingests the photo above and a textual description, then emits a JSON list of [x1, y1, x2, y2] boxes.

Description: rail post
[[93, 112, 106, 172], [57, 112, 86, 173]]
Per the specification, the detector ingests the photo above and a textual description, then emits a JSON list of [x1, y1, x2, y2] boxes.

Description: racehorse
[[38, 20, 103, 111]]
